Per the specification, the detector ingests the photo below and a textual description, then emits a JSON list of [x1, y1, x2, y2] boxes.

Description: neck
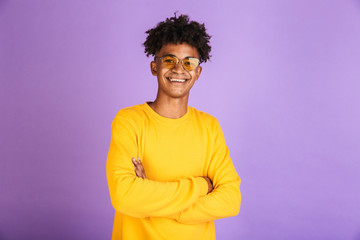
[[149, 95, 189, 119]]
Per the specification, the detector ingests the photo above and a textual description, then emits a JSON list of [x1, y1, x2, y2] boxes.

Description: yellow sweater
[[106, 103, 241, 240]]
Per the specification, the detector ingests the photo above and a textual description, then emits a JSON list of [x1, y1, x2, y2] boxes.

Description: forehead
[[157, 43, 199, 59]]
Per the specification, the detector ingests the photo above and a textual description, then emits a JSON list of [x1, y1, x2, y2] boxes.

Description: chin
[[167, 92, 190, 99]]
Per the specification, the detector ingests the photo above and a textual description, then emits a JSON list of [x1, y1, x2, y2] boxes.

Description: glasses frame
[[154, 55, 200, 72]]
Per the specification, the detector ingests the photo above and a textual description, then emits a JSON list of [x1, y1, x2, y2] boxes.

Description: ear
[[194, 66, 202, 81], [150, 61, 157, 76]]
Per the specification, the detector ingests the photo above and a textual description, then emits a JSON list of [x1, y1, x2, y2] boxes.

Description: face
[[150, 43, 202, 100]]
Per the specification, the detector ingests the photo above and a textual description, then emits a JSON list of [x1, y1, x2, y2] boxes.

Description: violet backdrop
[[1, 0, 360, 239]]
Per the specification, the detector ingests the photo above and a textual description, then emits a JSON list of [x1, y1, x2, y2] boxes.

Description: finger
[[132, 158, 142, 169], [136, 170, 145, 179], [135, 157, 146, 179], [134, 165, 144, 179], [136, 164, 145, 179], [133, 162, 140, 171], [137, 157, 145, 172], [134, 158, 142, 166], [132, 158, 137, 166], [132, 157, 146, 179], [134, 168, 141, 177], [132, 158, 142, 178], [137, 157, 146, 178]]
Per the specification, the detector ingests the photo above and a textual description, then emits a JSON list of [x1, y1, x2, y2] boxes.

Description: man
[[106, 14, 241, 240]]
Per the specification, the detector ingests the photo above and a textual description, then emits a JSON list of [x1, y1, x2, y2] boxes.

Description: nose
[[172, 60, 186, 73]]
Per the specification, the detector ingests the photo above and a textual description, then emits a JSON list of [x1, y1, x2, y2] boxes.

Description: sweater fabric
[[106, 102, 241, 240]]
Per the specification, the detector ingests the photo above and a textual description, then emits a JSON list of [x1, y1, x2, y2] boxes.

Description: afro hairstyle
[[143, 14, 211, 63]]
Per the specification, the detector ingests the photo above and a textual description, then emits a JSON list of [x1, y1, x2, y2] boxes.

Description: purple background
[[1, 0, 360, 239]]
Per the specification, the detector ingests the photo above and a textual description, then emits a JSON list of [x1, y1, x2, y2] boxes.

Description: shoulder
[[112, 104, 147, 128], [190, 107, 221, 128], [116, 104, 146, 118]]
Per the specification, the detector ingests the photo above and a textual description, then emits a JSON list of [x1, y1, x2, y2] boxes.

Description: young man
[[106, 15, 241, 240]]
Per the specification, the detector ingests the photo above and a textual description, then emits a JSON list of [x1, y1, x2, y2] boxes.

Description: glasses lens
[[161, 56, 177, 69], [182, 58, 199, 71]]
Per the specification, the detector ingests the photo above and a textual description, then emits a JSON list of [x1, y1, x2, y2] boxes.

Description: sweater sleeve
[[106, 113, 209, 219], [173, 120, 241, 224]]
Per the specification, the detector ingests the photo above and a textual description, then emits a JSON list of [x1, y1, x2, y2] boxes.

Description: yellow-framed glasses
[[155, 55, 200, 71]]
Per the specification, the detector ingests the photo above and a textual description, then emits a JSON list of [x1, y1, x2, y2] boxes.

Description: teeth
[[169, 78, 186, 82]]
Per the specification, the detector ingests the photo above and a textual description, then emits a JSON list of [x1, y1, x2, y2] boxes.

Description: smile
[[167, 78, 188, 82]]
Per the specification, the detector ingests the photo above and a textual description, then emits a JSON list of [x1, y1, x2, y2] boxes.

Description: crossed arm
[[132, 157, 214, 194], [128, 153, 241, 224], [128, 152, 241, 224], [107, 115, 241, 224]]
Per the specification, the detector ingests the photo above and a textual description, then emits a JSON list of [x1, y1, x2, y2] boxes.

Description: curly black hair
[[143, 14, 211, 63]]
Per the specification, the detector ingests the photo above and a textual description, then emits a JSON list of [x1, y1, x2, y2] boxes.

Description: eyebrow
[[162, 54, 197, 59]]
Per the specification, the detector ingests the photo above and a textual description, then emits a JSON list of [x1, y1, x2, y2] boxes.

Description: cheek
[[160, 67, 170, 75], [191, 72, 200, 81]]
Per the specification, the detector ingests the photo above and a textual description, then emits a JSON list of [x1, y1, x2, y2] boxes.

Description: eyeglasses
[[155, 55, 200, 71]]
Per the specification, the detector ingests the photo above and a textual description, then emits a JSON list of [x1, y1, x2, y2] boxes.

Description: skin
[[131, 42, 213, 194], [149, 42, 202, 119]]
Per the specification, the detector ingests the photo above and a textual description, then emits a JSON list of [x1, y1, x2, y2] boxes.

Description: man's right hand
[[202, 177, 213, 194], [132, 157, 146, 179]]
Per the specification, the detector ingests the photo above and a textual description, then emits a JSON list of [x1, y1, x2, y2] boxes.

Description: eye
[[184, 58, 198, 67], [164, 59, 175, 63], [162, 56, 177, 64]]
